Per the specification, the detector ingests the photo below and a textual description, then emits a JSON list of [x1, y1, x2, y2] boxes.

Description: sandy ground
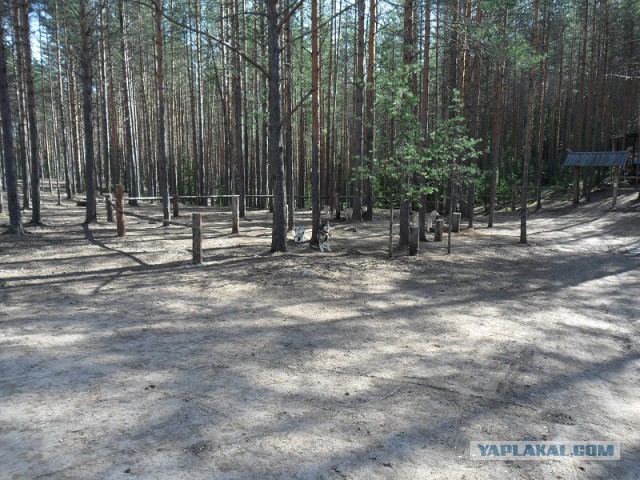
[[1, 189, 639, 480]]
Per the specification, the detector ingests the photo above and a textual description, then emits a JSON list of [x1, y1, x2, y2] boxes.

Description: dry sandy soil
[[1, 189, 639, 480]]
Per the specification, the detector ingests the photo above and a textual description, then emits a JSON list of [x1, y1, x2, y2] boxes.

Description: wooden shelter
[[563, 151, 632, 207]]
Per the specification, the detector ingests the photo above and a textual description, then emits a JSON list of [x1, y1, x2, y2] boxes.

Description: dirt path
[[1, 191, 639, 479]]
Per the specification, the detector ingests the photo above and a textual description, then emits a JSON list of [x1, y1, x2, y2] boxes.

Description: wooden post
[[116, 184, 125, 237], [192, 212, 202, 264], [172, 194, 179, 217], [105, 194, 114, 222], [572, 166, 580, 205], [451, 212, 461, 232], [231, 194, 239, 234], [388, 204, 394, 258], [409, 225, 419, 255], [612, 166, 620, 208], [434, 219, 444, 242]]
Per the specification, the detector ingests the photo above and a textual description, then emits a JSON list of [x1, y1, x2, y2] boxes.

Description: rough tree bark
[[266, 0, 287, 252], [0, 1, 22, 233], [311, 0, 321, 245], [363, 0, 377, 221], [80, 0, 97, 223], [17, 0, 40, 223], [520, 0, 540, 244], [351, 0, 365, 222], [153, 0, 170, 222]]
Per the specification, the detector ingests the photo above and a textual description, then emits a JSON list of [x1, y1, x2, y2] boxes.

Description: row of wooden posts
[[408, 213, 461, 255], [103, 184, 461, 262], [104, 185, 240, 265]]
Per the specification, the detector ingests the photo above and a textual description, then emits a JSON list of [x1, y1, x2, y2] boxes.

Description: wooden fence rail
[[104, 186, 242, 264]]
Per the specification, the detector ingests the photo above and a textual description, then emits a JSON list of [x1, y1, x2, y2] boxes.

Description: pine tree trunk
[[520, 0, 540, 244], [0, 2, 22, 233], [80, 0, 96, 223], [232, 0, 245, 217], [54, 1, 72, 199], [488, 11, 508, 228], [284, 14, 294, 230], [153, 0, 170, 222], [363, 0, 376, 221], [311, 0, 321, 244], [118, 0, 138, 204], [21, 0, 40, 223], [418, 0, 431, 239], [399, 0, 415, 246], [266, 0, 287, 252]]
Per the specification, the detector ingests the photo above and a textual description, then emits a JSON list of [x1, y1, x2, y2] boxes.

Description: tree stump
[[434, 219, 444, 242], [409, 225, 419, 256], [172, 194, 179, 217], [452, 212, 461, 232], [105, 194, 113, 222], [192, 213, 202, 264]]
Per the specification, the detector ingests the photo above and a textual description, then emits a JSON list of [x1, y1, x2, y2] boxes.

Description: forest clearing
[[1, 189, 639, 479], [0, 0, 639, 475]]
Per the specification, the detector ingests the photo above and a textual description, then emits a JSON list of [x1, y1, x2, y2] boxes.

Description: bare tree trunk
[[80, 0, 96, 223], [311, 0, 321, 244], [284, 11, 294, 230], [98, 7, 110, 195], [296, 6, 306, 210], [0, 2, 22, 233], [363, 0, 376, 221], [520, 0, 540, 244], [488, 12, 507, 228], [118, 0, 138, 203], [351, 0, 365, 222], [54, 0, 72, 199], [12, 2, 29, 210], [399, 0, 415, 246], [266, 0, 287, 251], [153, 0, 170, 222], [232, 0, 246, 217], [20, 0, 40, 223], [535, 0, 549, 211], [260, 15, 269, 210], [195, 0, 206, 204], [418, 0, 431, 239], [68, 54, 83, 195]]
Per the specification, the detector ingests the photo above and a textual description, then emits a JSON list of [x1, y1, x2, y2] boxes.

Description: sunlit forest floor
[[1, 188, 639, 479]]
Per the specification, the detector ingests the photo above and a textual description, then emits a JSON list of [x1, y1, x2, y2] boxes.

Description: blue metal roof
[[563, 151, 630, 168]]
